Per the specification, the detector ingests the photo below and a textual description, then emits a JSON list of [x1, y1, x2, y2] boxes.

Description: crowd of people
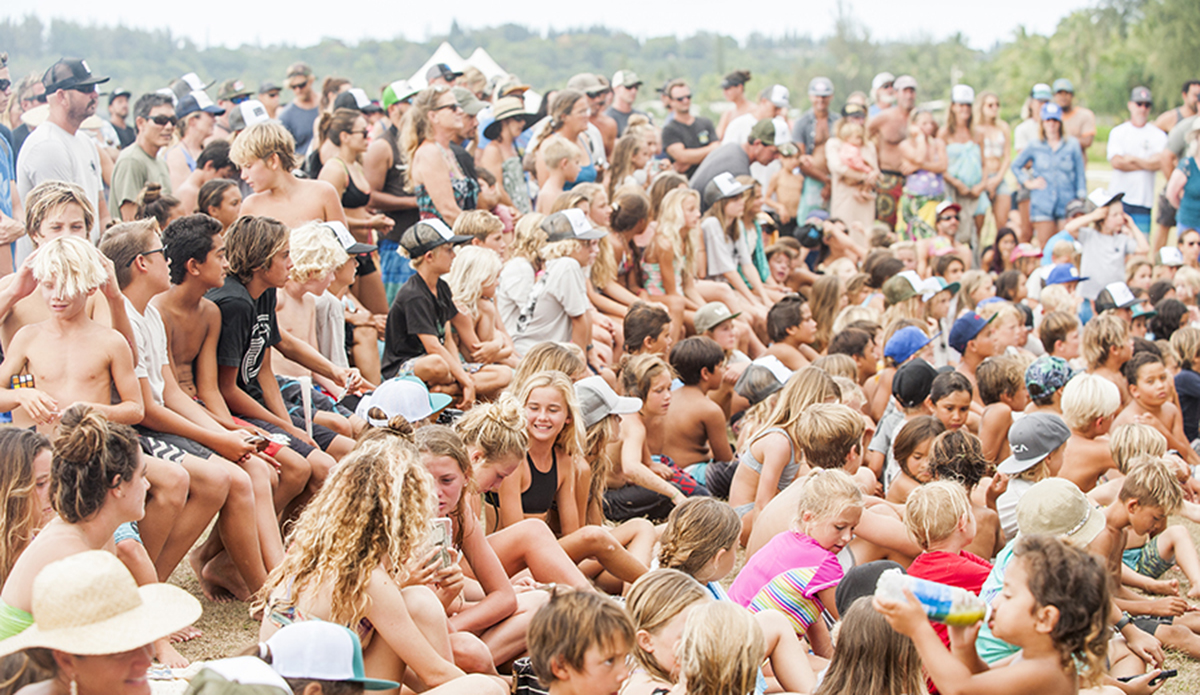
[[3, 48, 1200, 695]]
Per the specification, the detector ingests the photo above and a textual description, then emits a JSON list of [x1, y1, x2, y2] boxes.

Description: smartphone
[[1118, 669, 1176, 685], [424, 517, 453, 569], [244, 435, 271, 452]]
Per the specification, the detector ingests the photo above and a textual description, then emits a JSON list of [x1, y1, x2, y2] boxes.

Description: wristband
[[1115, 612, 1133, 631]]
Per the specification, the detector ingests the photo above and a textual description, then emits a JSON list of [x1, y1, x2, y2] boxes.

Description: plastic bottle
[[874, 569, 987, 626]]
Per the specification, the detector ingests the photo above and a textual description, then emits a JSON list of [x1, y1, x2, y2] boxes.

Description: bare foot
[[202, 550, 251, 602], [1187, 585, 1200, 600], [1147, 578, 1180, 596], [189, 546, 224, 603], [155, 638, 190, 668], [169, 626, 203, 643]]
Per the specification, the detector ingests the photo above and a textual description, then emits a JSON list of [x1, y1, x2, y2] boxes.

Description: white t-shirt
[[702, 216, 753, 279], [314, 291, 347, 368], [16, 121, 104, 247], [1012, 119, 1040, 153], [1106, 121, 1168, 208], [722, 113, 756, 145], [996, 477, 1034, 543], [126, 298, 169, 406], [512, 256, 591, 355], [497, 257, 536, 337]]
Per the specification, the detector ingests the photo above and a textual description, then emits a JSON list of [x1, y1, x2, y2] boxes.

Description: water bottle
[[874, 569, 987, 626]]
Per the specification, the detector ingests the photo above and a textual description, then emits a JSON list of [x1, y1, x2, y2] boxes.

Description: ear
[[302, 684, 324, 695], [635, 628, 656, 655], [1033, 603, 1060, 636], [549, 655, 574, 682]]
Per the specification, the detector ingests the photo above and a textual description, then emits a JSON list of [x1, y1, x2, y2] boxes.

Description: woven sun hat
[[0, 550, 201, 657]]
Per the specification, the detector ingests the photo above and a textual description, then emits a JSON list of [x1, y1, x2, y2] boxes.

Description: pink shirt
[[728, 531, 843, 607]]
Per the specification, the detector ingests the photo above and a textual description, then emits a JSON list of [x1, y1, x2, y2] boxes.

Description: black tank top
[[382, 124, 420, 243]]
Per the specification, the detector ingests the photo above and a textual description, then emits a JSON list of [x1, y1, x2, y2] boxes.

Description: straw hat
[[0, 551, 201, 656]]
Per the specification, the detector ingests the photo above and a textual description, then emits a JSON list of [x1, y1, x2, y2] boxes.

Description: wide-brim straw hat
[[0, 551, 201, 656]]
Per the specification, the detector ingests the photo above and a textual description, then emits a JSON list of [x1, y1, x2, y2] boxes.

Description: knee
[[353, 325, 379, 344], [306, 451, 336, 484], [450, 632, 495, 673], [152, 464, 190, 509], [578, 525, 617, 552], [456, 674, 508, 695], [401, 585, 448, 627], [224, 465, 254, 500], [514, 518, 558, 543]]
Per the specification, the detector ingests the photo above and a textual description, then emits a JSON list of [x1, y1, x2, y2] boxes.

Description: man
[[723, 84, 789, 145], [16, 57, 111, 245], [450, 87, 485, 180], [257, 81, 282, 119], [213, 79, 253, 139], [364, 79, 421, 299], [869, 72, 895, 117], [1151, 80, 1200, 253], [868, 74, 917, 228], [606, 69, 647, 136], [0, 53, 10, 150], [110, 93, 175, 222], [425, 63, 462, 89], [568, 73, 617, 158], [661, 78, 718, 178], [105, 87, 134, 148], [9, 76, 45, 155], [1053, 78, 1096, 160], [0, 53, 18, 265], [277, 62, 319, 156], [793, 77, 840, 219], [1106, 86, 1168, 236], [690, 118, 788, 209]]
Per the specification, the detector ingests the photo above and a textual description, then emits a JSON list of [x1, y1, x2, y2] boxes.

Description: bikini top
[[484, 449, 559, 515], [333, 158, 371, 210], [738, 427, 798, 491]]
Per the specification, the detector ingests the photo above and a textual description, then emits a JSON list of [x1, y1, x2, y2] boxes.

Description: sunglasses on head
[[149, 114, 178, 127]]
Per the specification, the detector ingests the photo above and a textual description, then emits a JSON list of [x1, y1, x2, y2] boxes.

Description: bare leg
[[584, 519, 656, 592], [449, 632, 499, 675], [754, 609, 817, 694], [993, 192, 1012, 239], [1107, 634, 1146, 678], [116, 539, 189, 668], [139, 455, 189, 562], [1018, 198, 1032, 244], [472, 365, 513, 401], [1033, 220, 1057, 249], [1152, 623, 1200, 658], [558, 525, 649, 587], [486, 519, 593, 590], [351, 324, 383, 386], [205, 457, 269, 600], [154, 454, 229, 581], [1154, 526, 1200, 598], [272, 446, 310, 515], [353, 270, 390, 316], [477, 589, 549, 665]]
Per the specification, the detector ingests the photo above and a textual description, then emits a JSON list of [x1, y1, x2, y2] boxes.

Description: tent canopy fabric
[[407, 41, 541, 112]]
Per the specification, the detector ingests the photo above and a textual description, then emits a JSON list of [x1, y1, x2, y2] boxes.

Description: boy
[[528, 591, 634, 695], [1037, 310, 1082, 361], [1058, 373, 1122, 492], [1089, 458, 1200, 658], [622, 301, 672, 357], [382, 219, 511, 407], [230, 120, 346, 231], [764, 242, 798, 292], [765, 143, 803, 238], [455, 209, 509, 258], [1024, 354, 1076, 415], [948, 311, 997, 405], [1083, 313, 1135, 406], [764, 294, 817, 371], [99, 218, 277, 601], [1115, 352, 1200, 467], [828, 326, 879, 387], [536, 136, 583, 214], [694, 300, 750, 416], [976, 355, 1030, 466], [664, 337, 737, 497], [994, 412, 1072, 541], [904, 481, 993, 647], [0, 236, 142, 433], [797, 402, 870, 492]]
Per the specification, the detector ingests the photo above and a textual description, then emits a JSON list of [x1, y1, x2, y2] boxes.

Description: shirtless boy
[[867, 75, 918, 226], [764, 294, 817, 371], [1083, 313, 1135, 406], [1058, 373, 1122, 492], [1115, 352, 1200, 468], [663, 337, 737, 498], [173, 140, 235, 214], [230, 120, 348, 230]]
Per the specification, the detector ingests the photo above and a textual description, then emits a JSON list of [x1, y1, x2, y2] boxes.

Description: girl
[[134, 183, 183, 229], [447, 245, 517, 368], [988, 228, 1018, 276], [675, 602, 765, 695], [0, 429, 52, 584], [812, 597, 925, 695], [737, 176, 776, 299], [729, 468, 865, 656], [496, 212, 546, 338], [928, 429, 1005, 560], [957, 270, 995, 316], [976, 92, 1013, 235], [197, 178, 242, 231], [658, 498, 817, 695], [622, 569, 710, 695], [1010, 104, 1087, 248], [608, 134, 650, 201], [941, 87, 985, 248], [698, 174, 770, 331], [728, 367, 841, 543], [510, 342, 588, 391], [1127, 259, 1154, 292], [875, 535, 1110, 695], [885, 415, 945, 503], [258, 427, 484, 689], [810, 275, 845, 354], [643, 188, 702, 341], [994, 270, 1025, 304]]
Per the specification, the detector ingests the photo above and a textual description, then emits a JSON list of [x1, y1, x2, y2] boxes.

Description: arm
[[0, 329, 59, 424], [619, 415, 684, 503], [119, 201, 137, 223], [0, 255, 37, 324], [193, 304, 240, 429], [412, 145, 463, 225], [1009, 148, 1035, 185], [702, 404, 735, 463], [217, 362, 291, 430], [494, 461, 529, 530], [448, 513, 518, 634], [418, 332, 475, 408], [666, 141, 718, 167], [1073, 145, 1089, 199], [601, 280, 643, 307], [90, 255, 138, 365], [750, 435, 793, 515], [924, 138, 948, 174], [155, 348, 258, 463], [366, 568, 467, 687], [363, 140, 418, 212], [92, 332, 144, 425], [978, 406, 1011, 466], [1167, 167, 1188, 208], [275, 328, 359, 390], [554, 453, 582, 535]]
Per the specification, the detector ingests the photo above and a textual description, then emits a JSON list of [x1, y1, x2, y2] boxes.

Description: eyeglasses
[[0, 79, 10, 93], [880, 82, 894, 89], [149, 114, 178, 127], [348, 129, 370, 137], [432, 102, 462, 113], [288, 80, 308, 90], [127, 247, 166, 267], [673, 93, 692, 101], [937, 215, 957, 222]]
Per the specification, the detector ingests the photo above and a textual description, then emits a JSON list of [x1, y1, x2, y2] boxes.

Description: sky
[[5, 0, 1094, 50]]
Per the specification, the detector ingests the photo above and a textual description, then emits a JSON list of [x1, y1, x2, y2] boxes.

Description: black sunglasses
[[673, 93, 692, 101], [938, 214, 957, 222], [69, 84, 97, 94], [431, 102, 462, 113], [230, 94, 251, 104], [0, 79, 10, 93], [127, 247, 166, 267], [149, 114, 178, 127], [1135, 102, 1153, 109]]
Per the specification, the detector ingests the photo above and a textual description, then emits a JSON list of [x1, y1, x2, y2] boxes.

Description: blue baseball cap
[[884, 325, 936, 365], [1045, 263, 1088, 286], [1040, 102, 1064, 121], [949, 312, 997, 354]]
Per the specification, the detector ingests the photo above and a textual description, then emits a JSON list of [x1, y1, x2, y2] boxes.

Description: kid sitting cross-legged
[[1058, 373, 1122, 492]]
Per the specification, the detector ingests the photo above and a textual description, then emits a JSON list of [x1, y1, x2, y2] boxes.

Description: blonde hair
[[1061, 373, 1121, 431], [814, 598, 925, 695], [797, 402, 866, 470], [98, 219, 161, 289], [810, 275, 843, 352], [230, 120, 297, 171], [1039, 284, 1076, 315], [759, 367, 841, 451], [607, 134, 644, 202], [823, 257, 856, 280], [619, 353, 674, 401], [832, 305, 881, 335], [1109, 423, 1167, 474], [289, 222, 349, 283], [453, 210, 504, 242], [32, 236, 108, 298], [0, 429, 52, 582], [656, 187, 701, 276], [1171, 327, 1200, 369], [398, 86, 453, 172], [509, 212, 548, 265], [454, 392, 528, 463], [447, 245, 502, 317], [834, 376, 867, 412], [625, 569, 710, 683], [1126, 259, 1152, 284], [1175, 266, 1200, 296], [519, 370, 585, 457], [1082, 314, 1129, 370], [255, 435, 435, 627], [658, 498, 741, 578], [796, 468, 864, 528], [812, 353, 857, 380], [1118, 457, 1183, 515], [904, 480, 971, 550], [678, 601, 765, 695], [511, 342, 587, 393], [24, 180, 95, 244], [539, 238, 585, 263], [957, 270, 992, 314], [542, 134, 583, 170]]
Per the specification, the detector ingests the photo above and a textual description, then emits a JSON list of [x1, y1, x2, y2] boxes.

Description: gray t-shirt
[[314, 291, 348, 368], [701, 216, 753, 278], [16, 121, 104, 241], [791, 109, 841, 156], [497, 257, 536, 338], [1168, 115, 1197, 159], [605, 106, 649, 137], [512, 256, 591, 355], [690, 143, 750, 210], [1077, 226, 1138, 300], [110, 144, 172, 220], [278, 103, 320, 155]]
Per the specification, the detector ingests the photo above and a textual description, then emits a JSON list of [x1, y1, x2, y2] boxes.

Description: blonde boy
[[0, 236, 143, 432], [976, 355, 1029, 466], [275, 221, 352, 386], [454, 209, 508, 257], [1058, 373, 1122, 492], [536, 136, 584, 214], [1082, 313, 1134, 405], [528, 591, 635, 695], [765, 143, 803, 227]]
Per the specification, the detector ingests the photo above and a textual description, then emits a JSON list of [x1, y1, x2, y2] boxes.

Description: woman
[[940, 85, 985, 252], [898, 109, 947, 241], [0, 430, 52, 586], [826, 109, 879, 232], [403, 87, 478, 226], [318, 108, 393, 315], [1179, 228, 1200, 271], [1168, 121, 1200, 245], [976, 91, 1013, 236], [197, 178, 242, 231], [715, 70, 754, 141], [1010, 102, 1087, 248], [988, 227, 1018, 276], [480, 96, 535, 215], [529, 90, 600, 190], [0, 551, 200, 695], [166, 95, 219, 192]]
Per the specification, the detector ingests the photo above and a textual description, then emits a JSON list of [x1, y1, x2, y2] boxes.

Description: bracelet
[[586, 343, 595, 352], [1115, 612, 1133, 631]]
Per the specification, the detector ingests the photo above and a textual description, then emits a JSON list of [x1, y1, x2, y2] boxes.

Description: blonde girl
[[510, 341, 588, 392], [0, 430, 52, 586], [644, 188, 703, 341], [957, 269, 995, 316], [622, 569, 710, 695], [810, 274, 845, 353], [728, 367, 840, 543], [496, 213, 546, 337], [676, 602, 766, 695], [658, 499, 817, 695], [257, 428, 484, 691], [698, 177, 771, 330], [448, 246, 517, 368], [729, 468, 865, 656], [813, 597, 925, 695], [608, 134, 649, 200], [1127, 258, 1153, 292]]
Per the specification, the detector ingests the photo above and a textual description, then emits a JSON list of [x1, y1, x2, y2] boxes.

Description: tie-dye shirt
[[728, 531, 843, 634]]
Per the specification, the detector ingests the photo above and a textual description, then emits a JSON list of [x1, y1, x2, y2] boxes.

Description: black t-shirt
[[112, 122, 136, 149], [1176, 369, 1200, 442], [381, 274, 458, 379], [206, 275, 281, 404], [662, 116, 717, 178]]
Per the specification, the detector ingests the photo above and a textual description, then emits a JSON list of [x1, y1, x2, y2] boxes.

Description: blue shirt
[[1041, 230, 1078, 265], [1177, 157, 1200, 231], [1011, 137, 1087, 207]]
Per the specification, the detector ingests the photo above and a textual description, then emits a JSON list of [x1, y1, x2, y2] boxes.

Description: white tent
[[467, 48, 506, 80], [408, 42, 541, 112]]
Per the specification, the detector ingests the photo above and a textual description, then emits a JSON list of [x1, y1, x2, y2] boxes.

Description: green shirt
[[109, 143, 171, 221]]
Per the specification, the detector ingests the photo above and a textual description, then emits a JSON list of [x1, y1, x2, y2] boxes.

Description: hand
[[433, 561, 465, 611], [1024, 177, 1047, 191], [970, 183, 986, 197], [1116, 670, 1165, 695], [650, 462, 674, 480], [16, 388, 59, 425], [1150, 596, 1192, 616], [402, 548, 442, 587], [986, 473, 1009, 506], [458, 381, 476, 410], [255, 451, 283, 475], [371, 214, 394, 233], [98, 254, 124, 302], [6, 250, 40, 303], [213, 430, 258, 464], [1123, 627, 1165, 669], [287, 424, 318, 448], [947, 620, 983, 652], [372, 314, 388, 335], [873, 588, 938, 637], [0, 213, 25, 245]]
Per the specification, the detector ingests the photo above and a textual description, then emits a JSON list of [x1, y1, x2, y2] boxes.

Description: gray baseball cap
[[997, 413, 1071, 475], [575, 376, 642, 428]]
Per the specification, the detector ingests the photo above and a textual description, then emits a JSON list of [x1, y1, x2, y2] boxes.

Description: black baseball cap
[[892, 358, 937, 408], [107, 88, 131, 104], [426, 63, 463, 83], [42, 58, 109, 94], [399, 219, 471, 258]]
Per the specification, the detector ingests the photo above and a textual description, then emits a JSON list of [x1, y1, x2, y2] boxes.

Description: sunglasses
[[149, 114, 178, 127], [1135, 102, 1153, 109], [0, 79, 9, 93], [230, 94, 251, 104], [880, 82, 894, 89], [348, 129, 370, 137], [938, 214, 958, 222], [69, 84, 97, 94], [127, 247, 166, 267], [673, 93, 692, 101], [432, 102, 462, 113]]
